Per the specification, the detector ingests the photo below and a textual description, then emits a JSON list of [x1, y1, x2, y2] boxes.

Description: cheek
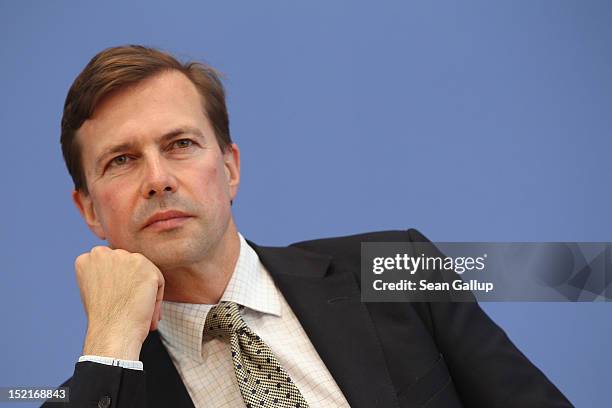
[[192, 161, 230, 199], [94, 187, 133, 229]]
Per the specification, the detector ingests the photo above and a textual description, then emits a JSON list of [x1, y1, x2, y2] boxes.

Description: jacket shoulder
[[289, 228, 427, 258], [287, 227, 435, 335]]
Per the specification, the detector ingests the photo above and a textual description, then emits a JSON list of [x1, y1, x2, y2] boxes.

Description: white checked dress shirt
[[154, 233, 350, 407]]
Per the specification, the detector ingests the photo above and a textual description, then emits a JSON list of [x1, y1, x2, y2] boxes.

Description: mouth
[[142, 210, 194, 231]]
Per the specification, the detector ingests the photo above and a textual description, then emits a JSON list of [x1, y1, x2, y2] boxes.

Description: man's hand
[[75, 246, 165, 361]]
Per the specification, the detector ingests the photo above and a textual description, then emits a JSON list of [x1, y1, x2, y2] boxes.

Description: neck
[[161, 219, 241, 304]]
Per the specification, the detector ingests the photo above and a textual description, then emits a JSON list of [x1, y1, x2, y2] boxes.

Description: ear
[[223, 143, 241, 201], [72, 189, 106, 240], [223, 143, 240, 200]]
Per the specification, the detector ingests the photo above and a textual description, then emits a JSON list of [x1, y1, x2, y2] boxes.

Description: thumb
[[150, 278, 165, 331]]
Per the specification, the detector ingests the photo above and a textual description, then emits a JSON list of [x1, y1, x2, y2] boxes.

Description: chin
[[143, 238, 213, 268]]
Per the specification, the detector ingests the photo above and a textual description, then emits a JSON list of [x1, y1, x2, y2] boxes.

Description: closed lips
[[143, 211, 192, 229]]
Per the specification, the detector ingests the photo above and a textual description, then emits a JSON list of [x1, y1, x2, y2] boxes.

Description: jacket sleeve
[[41, 362, 146, 408], [407, 228, 573, 407]]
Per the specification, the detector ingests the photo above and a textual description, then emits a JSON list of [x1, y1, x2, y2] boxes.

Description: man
[[44, 45, 572, 407]]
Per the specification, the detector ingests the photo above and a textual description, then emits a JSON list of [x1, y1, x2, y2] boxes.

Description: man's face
[[73, 70, 240, 269]]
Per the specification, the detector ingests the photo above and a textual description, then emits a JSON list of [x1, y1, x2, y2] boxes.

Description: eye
[[109, 154, 130, 167], [173, 139, 194, 149]]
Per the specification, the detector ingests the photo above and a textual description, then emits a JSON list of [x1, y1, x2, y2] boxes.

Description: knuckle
[[130, 252, 148, 266], [130, 251, 145, 260], [113, 248, 129, 255], [90, 246, 107, 254], [74, 253, 87, 269], [129, 252, 142, 261]]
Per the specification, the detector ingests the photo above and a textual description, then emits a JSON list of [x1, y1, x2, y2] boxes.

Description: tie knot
[[204, 301, 247, 341]]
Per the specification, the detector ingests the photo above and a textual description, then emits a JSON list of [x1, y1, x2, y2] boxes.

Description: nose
[[140, 155, 178, 198]]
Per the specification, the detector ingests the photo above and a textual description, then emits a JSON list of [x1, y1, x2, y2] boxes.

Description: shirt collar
[[157, 232, 281, 362]]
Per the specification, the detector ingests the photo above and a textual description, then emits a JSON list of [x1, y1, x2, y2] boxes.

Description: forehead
[[76, 70, 212, 167]]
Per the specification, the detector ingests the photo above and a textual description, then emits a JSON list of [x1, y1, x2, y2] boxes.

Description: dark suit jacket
[[43, 229, 572, 407]]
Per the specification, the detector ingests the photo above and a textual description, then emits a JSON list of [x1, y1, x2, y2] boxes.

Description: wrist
[[83, 327, 144, 360]]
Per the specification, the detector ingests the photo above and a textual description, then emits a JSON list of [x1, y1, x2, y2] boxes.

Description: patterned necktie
[[204, 301, 310, 408]]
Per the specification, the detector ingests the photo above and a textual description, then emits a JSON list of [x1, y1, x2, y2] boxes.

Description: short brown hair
[[61, 45, 232, 194]]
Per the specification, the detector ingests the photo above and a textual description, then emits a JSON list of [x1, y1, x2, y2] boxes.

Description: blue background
[[1, 1, 610, 406]]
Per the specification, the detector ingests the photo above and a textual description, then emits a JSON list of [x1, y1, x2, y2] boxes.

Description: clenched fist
[[75, 246, 165, 360]]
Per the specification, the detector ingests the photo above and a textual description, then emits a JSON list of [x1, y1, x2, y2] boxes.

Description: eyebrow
[[94, 126, 205, 172]]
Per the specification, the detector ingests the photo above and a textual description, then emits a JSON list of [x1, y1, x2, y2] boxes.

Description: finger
[[150, 304, 160, 331], [151, 299, 163, 330], [156, 271, 165, 322], [150, 284, 164, 331]]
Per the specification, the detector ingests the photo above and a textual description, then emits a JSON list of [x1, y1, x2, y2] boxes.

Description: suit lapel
[[140, 330, 195, 408], [250, 241, 399, 408]]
